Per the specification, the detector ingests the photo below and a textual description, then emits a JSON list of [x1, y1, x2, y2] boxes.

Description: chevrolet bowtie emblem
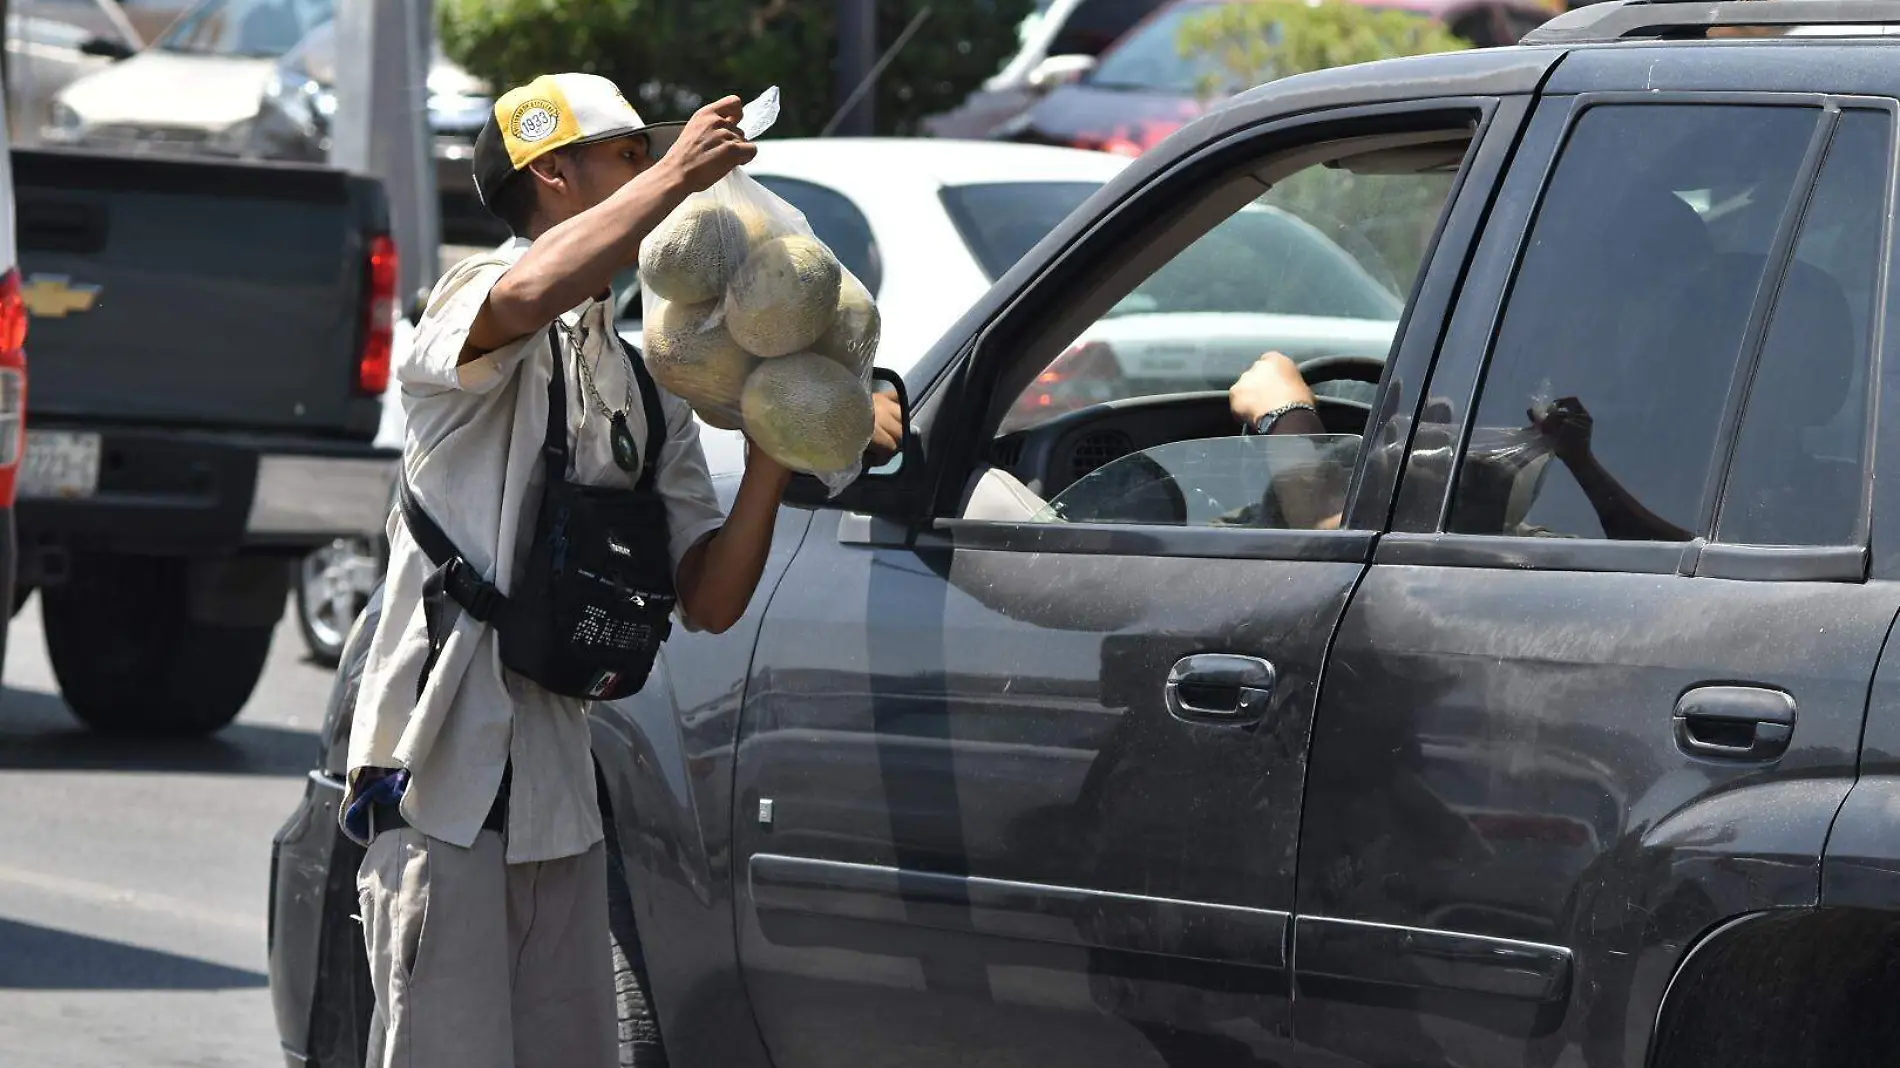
[[22, 275, 102, 318]]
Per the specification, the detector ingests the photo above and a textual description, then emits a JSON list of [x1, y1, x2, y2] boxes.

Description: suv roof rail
[[1522, 0, 1900, 46]]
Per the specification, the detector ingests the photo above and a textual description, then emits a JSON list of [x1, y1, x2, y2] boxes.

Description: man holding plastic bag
[[638, 86, 889, 493], [343, 74, 900, 1068]]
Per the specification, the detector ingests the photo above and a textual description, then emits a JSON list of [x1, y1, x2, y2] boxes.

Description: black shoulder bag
[[399, 324, 679, 702]]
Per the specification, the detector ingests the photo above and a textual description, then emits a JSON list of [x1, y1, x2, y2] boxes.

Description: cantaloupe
[[643, 298, 757, 429], [740, 352, 876, 473], [639, 200, 749, 304], [726, 235, 842, 358], [811, 268, 881, 374], [733, 200, 775, 248]]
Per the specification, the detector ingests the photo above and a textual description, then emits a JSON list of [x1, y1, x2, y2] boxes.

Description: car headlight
[[44, 101, 86, 143], [264, 71, 331, 135]]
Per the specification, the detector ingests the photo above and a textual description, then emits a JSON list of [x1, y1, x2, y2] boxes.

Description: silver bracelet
[[1248, 400, 1318, 435]]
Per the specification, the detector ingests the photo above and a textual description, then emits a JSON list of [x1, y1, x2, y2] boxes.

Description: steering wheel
[[1295, 354, 1386, 431]]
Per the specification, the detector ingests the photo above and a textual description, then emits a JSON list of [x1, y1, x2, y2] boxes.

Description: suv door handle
[[1166, 654, 1275, 724], [1673, 685, 1796, 761]]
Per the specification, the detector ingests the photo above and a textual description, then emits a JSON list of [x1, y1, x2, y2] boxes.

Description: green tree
[[438, 0, 1034, 138], [1175, 0, 1471, 102], [1175, 1, 1471, 299]]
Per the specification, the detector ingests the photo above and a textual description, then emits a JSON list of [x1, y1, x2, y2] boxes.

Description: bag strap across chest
[[545, 318, 670, 491]]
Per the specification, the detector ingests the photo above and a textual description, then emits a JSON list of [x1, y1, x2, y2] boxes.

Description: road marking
[[0, 862, 258, 935]]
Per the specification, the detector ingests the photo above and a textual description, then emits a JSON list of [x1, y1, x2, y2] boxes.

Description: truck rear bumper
[[17, 424, 396, 569], [247, 453, 395, 544]]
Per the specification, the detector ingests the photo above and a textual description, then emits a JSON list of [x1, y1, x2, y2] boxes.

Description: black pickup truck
[[15, 149, 397, 737], [272, 3, 1900, 1067]]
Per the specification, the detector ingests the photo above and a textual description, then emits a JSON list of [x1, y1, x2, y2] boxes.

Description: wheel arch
[[1645, 906, 1900, 1068]]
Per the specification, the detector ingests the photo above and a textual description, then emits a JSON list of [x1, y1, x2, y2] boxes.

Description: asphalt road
[[0, 593, 336, 1068]]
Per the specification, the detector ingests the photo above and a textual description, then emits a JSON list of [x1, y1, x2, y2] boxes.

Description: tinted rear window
[[940, 181, 1101, 280], [1449, 103, 1823, 541]]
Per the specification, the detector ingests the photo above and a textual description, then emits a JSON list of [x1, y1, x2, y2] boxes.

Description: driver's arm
[[1230, 352, 1342, 530]]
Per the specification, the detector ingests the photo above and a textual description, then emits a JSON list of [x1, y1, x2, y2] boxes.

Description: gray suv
[[271, 4, 1900, 1067]]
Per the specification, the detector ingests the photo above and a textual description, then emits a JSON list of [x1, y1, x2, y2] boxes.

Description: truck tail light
[[999, 339, 1123, 434], [357, 234, 397, 396], [0, 269, 30, 507]]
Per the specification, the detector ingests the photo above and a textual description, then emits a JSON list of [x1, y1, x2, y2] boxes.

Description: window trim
[[1406, 91, 1890, 579], [1709, 98, 1896, 561], [922, 518, 1375, 563], [1373, 531, 1699, 577], [913, 98, 1510, 560]]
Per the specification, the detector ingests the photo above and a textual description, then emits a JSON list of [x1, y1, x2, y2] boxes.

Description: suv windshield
[[157, 0, 331, 57], [1086, 2, 1224, 93]]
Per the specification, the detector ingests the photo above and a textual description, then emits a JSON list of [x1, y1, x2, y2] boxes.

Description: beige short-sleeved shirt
[[347, 238, 726, 864]]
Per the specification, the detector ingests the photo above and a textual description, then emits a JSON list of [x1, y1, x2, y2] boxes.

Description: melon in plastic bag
[[637, 86, 881, 494], [727, 235, 842, 357], [741, 353, 876, 475], [644, 298, 755, 430], [811, 267, 881, 374]]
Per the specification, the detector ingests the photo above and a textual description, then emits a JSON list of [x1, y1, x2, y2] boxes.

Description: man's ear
[[526, 150, 568, 197]]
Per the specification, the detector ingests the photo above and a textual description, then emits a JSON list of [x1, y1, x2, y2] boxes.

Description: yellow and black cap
[[473, 73, 685, 212]]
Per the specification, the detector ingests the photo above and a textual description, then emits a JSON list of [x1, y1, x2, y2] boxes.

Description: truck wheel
[[295, 536, 380, 669], [42, 554, 277, 737], [11, 585, 30, 618], [606, 822, 670, 1066]]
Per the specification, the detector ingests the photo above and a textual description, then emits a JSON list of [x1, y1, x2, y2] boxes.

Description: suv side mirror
[[1028, 53, 1096, 92], [781, 367, 918, 514], [78, 36, 137, 61]]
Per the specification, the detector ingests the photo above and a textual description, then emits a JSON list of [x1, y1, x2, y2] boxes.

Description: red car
[[991, 0, 1561, 155]]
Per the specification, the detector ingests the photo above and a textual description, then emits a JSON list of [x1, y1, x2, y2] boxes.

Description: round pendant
[[610, 412, 639, 473]]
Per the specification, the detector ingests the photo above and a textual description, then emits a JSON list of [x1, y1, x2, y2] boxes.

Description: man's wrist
[[635, 158, 695, 214], [741, 442, 794, 491], [1246, 400, 1318, 435]]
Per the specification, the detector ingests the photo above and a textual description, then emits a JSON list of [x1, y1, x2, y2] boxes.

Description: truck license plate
[[20, 431, 102, 500]]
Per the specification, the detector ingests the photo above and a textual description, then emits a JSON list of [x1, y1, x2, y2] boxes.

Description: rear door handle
[[1166, 654, 1275, 724], [1673, 685, 1796, 761]]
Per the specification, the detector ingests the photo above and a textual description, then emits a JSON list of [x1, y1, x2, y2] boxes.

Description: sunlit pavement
[[0, 594, 338, 1067]]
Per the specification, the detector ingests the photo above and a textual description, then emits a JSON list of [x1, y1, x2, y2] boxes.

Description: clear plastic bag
[[638, 87, 881, 494]]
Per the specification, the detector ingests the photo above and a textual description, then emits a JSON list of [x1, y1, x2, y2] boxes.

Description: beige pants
[[355, 828, 617, 1068]]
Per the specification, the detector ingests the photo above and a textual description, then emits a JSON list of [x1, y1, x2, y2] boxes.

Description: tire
[[41, 554, 276, 737], [606, 823, 669, 1067], [11, 584, 31, 618], [295, 536, 381, 669]]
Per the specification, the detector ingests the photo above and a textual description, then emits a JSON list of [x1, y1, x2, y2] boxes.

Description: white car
[[44, 0, 330, 155]]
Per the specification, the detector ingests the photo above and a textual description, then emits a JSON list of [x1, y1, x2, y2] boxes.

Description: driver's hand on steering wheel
[[1230, 351, 1317, 432]]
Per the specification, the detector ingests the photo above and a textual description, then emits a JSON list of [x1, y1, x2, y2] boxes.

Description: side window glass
[[1001, 142, 1457, 435], [981, 132, 1468, 532], [1447, 104, 1821, 541], [1719, 112, 1890, 548], [749, 176, 883, 297]]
